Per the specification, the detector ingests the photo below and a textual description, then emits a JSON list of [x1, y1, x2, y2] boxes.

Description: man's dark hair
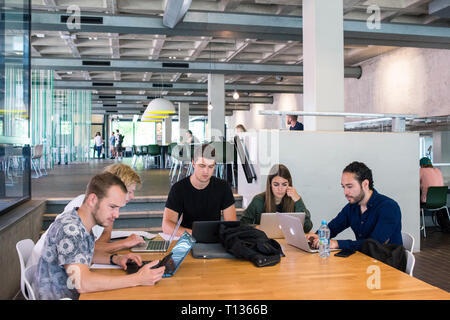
[[193, 143, 216, 163], [288, 114, 298, 121], [84, 172, 127, 202], [187, 130, 193, 135], [343, 161, 374, 190]]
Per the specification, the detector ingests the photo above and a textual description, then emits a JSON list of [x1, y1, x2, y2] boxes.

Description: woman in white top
[[94, 132, 103, 159], [28, 164, 145, 267]]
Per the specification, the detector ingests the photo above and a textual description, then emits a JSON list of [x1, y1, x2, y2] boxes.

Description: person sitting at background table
[[240, 164, 313, 233], [32, 172, 165, 300], [29, 164, 146, 267], [419, 157, 444, 206], [162, 143, 237, 236], [235, 124, 247, 134], [185, 129, 199, 144]]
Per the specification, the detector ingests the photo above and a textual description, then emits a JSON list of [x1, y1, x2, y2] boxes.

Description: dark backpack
[[219, 224, 284, 267], [118, 134, 124, 144], [360, 238, 407, 272]]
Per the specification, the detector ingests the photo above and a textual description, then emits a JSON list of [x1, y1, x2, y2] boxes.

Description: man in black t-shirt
[[162, 144, 237, 236]]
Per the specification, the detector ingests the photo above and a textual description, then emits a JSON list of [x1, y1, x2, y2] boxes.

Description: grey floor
[[31, 158, 172, 199]]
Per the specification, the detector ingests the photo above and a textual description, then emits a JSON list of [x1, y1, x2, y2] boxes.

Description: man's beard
[[348, 190, 365, 204]]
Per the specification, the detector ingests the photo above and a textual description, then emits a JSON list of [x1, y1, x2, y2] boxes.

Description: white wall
[[238, 130, 421, 252], [344, 47, 450, 117]]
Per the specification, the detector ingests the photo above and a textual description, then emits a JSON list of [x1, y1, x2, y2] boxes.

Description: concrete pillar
[[163, 117, 172, 144], [207, 74, 225, 141], [303, 0, 344, 131], [178, 102, 189, 142]]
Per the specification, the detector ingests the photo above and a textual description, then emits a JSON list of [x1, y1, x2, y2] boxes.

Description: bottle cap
[[321, 220, 327, 225]]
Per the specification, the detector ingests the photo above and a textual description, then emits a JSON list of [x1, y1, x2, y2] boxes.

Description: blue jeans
[[95, 146, 102, 158]]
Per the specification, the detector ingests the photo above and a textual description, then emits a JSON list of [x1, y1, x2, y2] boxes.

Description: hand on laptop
[[136, 260, 165, 286], [305, 233, 319, 248], [304, 233, 339, 249], [124, 234, 146, 248]]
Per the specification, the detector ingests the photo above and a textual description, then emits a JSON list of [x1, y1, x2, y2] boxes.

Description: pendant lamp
[[143, 98, 176, 115]]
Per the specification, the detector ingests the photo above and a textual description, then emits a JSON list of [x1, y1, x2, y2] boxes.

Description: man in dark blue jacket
[[307, 161, 403, 251]]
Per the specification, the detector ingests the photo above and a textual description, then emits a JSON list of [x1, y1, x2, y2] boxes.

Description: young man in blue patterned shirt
[[33, 172, 165, 300]]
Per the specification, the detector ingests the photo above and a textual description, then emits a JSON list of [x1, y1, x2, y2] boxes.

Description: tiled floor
[[31, 158, 172, 199], [29, 159, 450, 295], [414, 227, 450, 292]]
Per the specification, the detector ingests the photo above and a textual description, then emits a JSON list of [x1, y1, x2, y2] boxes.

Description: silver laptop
[[260, 212, 305, 239], [131, 214, 183, 252], [277, 214, 339, 253]]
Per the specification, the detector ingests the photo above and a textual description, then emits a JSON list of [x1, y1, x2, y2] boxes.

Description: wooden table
[[81, 240, 449, 300]]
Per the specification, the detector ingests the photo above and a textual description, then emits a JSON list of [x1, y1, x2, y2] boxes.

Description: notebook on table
[[131, 214, 183, 252]]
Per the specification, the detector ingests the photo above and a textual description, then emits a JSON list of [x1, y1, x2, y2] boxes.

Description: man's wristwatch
[[110, 254, 118, 265]]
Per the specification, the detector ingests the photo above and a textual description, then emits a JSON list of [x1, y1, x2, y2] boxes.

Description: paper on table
[[158, 232, 180, 241], [90, 264, 122, 269], [111, 230, 156, 240]]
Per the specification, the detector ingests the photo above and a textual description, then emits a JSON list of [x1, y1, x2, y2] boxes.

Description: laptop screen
[[164, 231, 196, 277], [167, 213, 184, 244]]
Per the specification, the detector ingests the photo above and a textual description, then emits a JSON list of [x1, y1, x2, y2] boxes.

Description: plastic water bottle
[[318, 220, 330, 258]]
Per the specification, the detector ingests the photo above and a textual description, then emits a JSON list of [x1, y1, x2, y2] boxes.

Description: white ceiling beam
[[151, 36, 166, 60], [163, 0, 193, 28]]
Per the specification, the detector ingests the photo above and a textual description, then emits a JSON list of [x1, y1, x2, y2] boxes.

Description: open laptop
[[126, 231, 196, 277], [277, 214, 339, 253], [191, 221, 240, 259], [131, 214, 183, 252], [260, 212, 305, 239]]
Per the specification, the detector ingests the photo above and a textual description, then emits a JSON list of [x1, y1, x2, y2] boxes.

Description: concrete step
[[42, 208, 245, 231]]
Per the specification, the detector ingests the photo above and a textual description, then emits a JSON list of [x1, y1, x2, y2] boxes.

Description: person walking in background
[[109, 132, 116, 159], [115, 129, 124, 160], [286, 114, 304, 131], [419, 157, 444, 205], [94, 132, 103, 159]]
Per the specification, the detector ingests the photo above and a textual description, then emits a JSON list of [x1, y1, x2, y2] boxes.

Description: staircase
[[42, 195, 244, 234]]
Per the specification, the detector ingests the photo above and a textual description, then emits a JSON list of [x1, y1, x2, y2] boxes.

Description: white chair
[[405, 250, 415, 277], [16, 239, 36, 300], [401, 232, 415, 252], [24, 265, 37, 300]]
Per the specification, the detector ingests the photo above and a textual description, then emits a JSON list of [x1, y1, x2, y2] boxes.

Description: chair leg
[[31, 159, 40, 178], [421, 208, 426, 238]]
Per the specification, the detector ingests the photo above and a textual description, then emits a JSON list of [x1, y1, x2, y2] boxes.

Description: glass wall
[[110, 120, 158, 149], [53, 90, 91, 164], [0, 0, 31, 215]]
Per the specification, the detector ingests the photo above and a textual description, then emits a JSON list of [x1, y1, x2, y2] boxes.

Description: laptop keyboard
[[146, 240, 168, 251]]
